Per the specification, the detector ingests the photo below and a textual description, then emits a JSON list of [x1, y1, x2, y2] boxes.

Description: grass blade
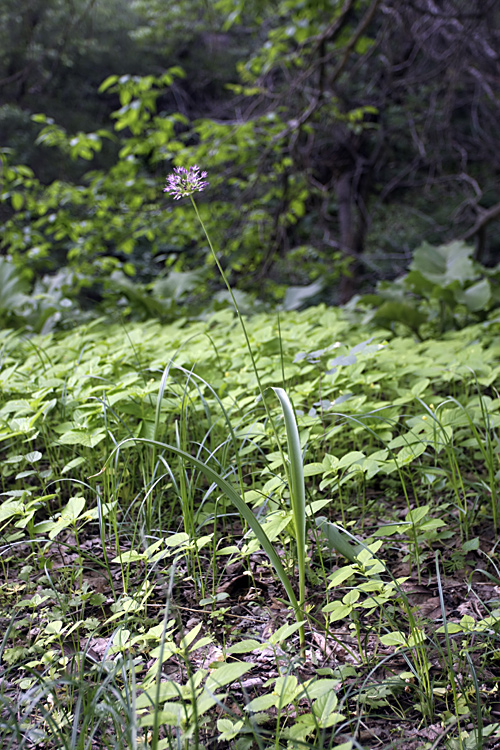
[[273, 387, 306, 647]]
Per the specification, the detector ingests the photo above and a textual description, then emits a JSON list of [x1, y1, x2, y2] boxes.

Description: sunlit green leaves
[[58, 428, 107, 448], [245, 673, 344, 730], [1, 300, 500, 748], [34, 496, 87, 539], [135, 659, 253, 731], [380, 628, 427, 649]]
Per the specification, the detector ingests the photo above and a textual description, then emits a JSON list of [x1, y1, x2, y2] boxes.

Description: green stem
[[190, 200, 265, 395], [189, 197, 304, 648], [190, 197, 284, 452]]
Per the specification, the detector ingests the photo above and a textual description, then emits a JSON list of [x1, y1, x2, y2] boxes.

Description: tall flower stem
[[190, 196, 306, 647], [190, 199, 268, 406], [189, 196, 290, 471], [163, 168, 306, 649]]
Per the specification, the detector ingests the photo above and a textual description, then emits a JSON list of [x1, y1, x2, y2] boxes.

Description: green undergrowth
[[1, 304, 500, 749]]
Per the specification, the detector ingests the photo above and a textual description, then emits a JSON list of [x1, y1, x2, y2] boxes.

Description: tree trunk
[[336, 171, 367, 303]]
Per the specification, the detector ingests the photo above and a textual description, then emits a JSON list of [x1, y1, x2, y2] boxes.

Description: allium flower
[[163, 165, 209, 200]]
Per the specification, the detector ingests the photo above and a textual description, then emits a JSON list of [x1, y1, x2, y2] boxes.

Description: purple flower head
[[164, 165, 209, 200]]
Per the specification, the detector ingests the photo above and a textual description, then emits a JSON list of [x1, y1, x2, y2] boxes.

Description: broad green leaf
[[411, 378, 430, 397], [190, 690, 224, 719], [138, 703, 183, 726], [217, 719, 244, 742], [328, 565, 356, 587], [406, 505, 429, 525], [380, 632, 407, 647], [407, 629, 426, 647], [164, 532, 190, 547], [376, 523, 408, 536], [245, 693, 277, 712], [274, 674, 299, 705], [411, 241, 475, 287], [245, 510, 292, 545], [462, 537, 479, 552], [337, 451, 366, 470], [397, 442, 426, 464], [136, 671, 202, 710], [98, 74, 118, 93], [0, 500, 24, 523], [189, 636, 212, 652], [306, 498, 330, 515], [322, 602, 352, 620], [455, 278, 491, 311], [436, 623, 462, 634], [343, 589, 360, 606], [61, 496, 86, 521], [148, 641, 178, 660], [316, 517, 361, 563], [61, 456, 85, 474], [59, 429, 106, 447], [312, 691, 343, 727], [226, 639, 262, 654], [372, 301, 427, 332], [268, 620, 306, 645], [297, 678, 340, 701], [44, 620, 64, 635], [34, 496, 86, 538], [112, 550, 145, 563], [11, 193, 24, 211], [111, 628, 131, 649], [460, 615, 476, 631], [418, 519, 445, 532], [303, 462, 326, 476], [24, 451, 42, 463], [180, 623, 203, 650]]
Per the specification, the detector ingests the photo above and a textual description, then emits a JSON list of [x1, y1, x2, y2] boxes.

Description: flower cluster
[[163, 165, 209, 200]]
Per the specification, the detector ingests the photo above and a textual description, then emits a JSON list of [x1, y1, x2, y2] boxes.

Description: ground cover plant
[[1, 296, 500, 749]]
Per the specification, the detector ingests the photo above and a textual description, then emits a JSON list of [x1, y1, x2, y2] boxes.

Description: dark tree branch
[[0, 67, 30, 88], [403, 0, 498, 21], [462, 202, 500, 242], [272, 0, 382, 144]]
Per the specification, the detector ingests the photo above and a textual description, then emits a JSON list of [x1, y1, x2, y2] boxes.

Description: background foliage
[[1, 0, 500, 327]]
